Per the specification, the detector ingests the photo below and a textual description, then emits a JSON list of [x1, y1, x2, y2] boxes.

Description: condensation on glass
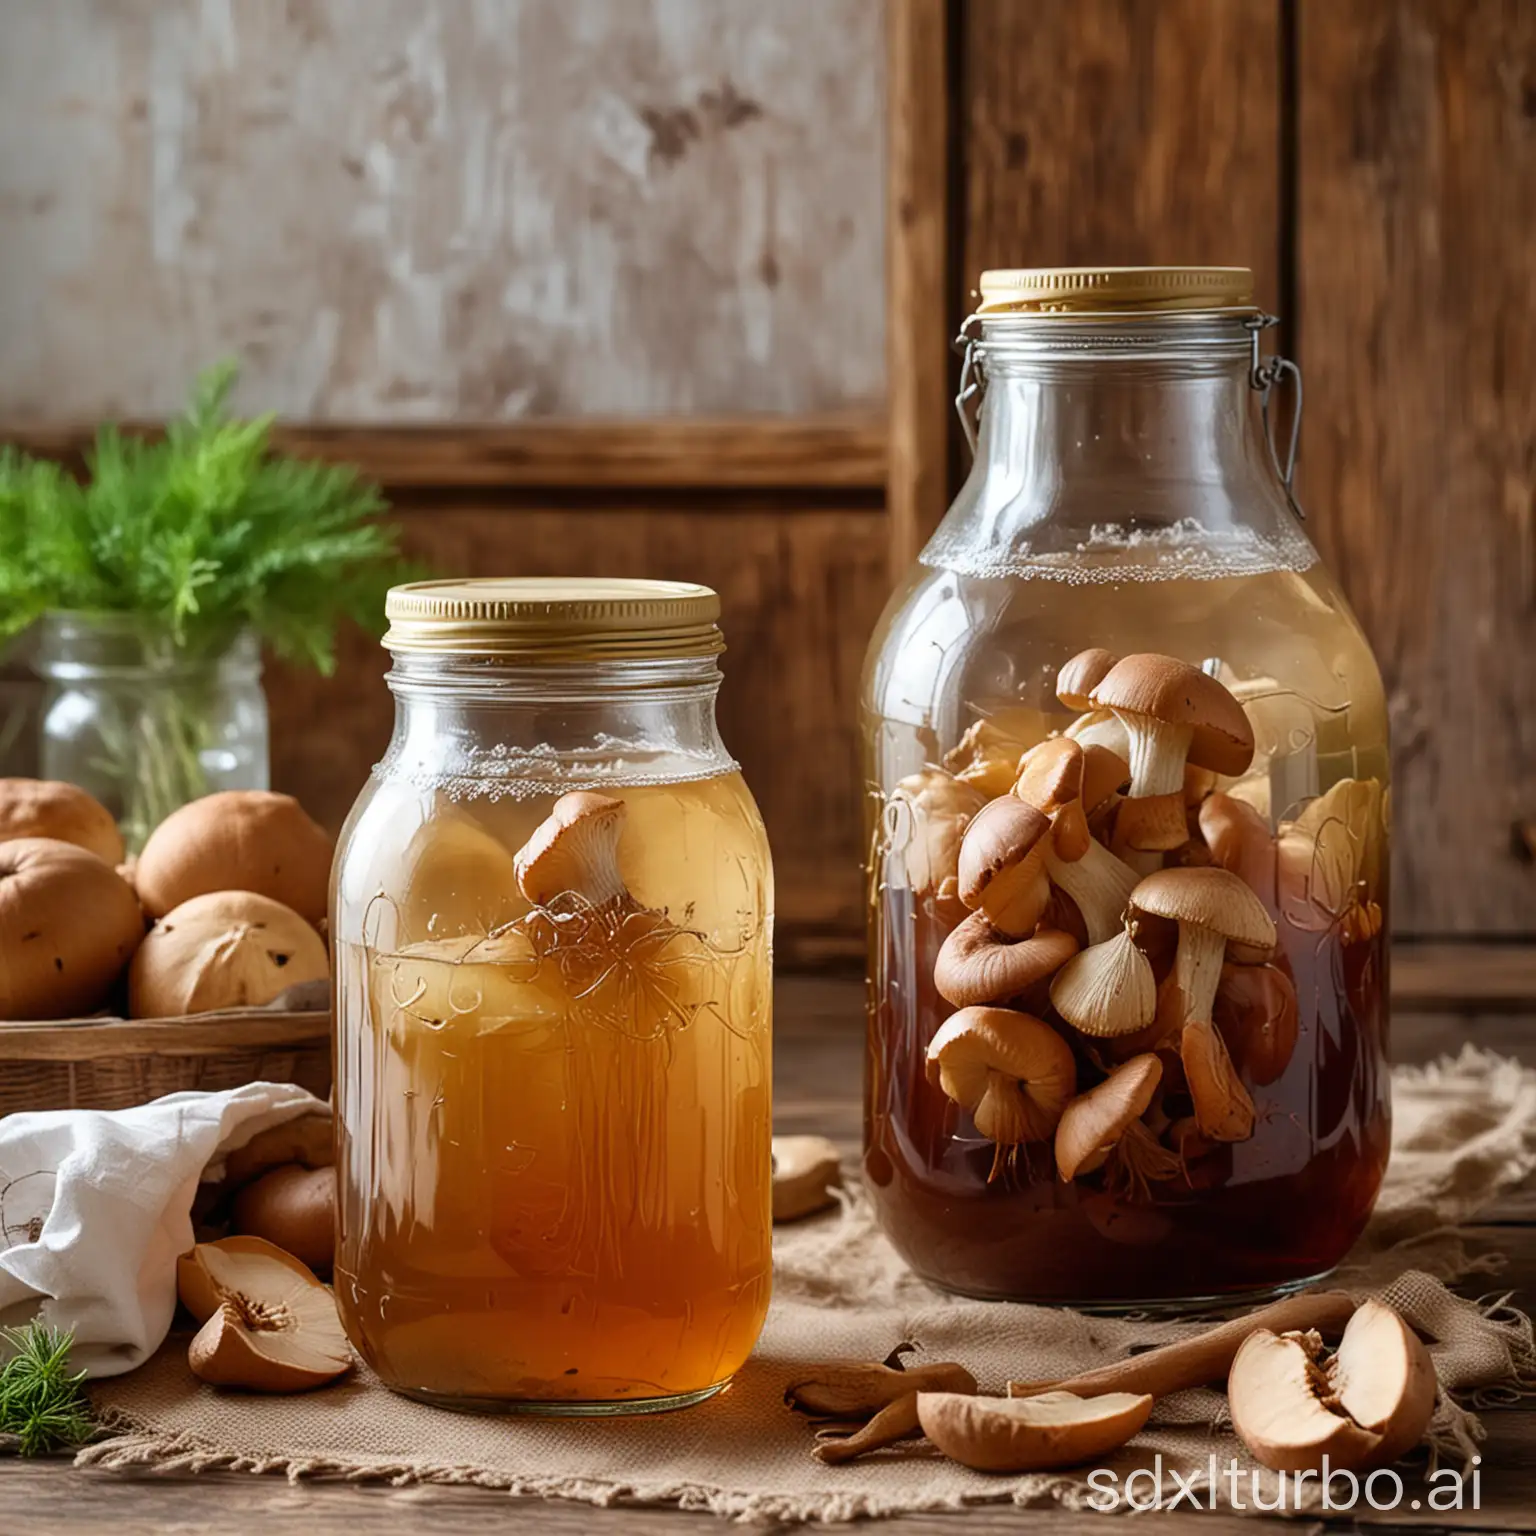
[[861, 267, 1390, 1307], [331, 579, 773, 1411]]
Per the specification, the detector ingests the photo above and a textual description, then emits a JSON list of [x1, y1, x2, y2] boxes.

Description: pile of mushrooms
[[788, 1292, 1437, 1477], [905, 648, 1384, 1197]]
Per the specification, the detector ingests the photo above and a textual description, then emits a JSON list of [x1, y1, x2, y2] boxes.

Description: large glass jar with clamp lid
[[332, 578, 773, 1411], [862, 267, 1390, 1307]]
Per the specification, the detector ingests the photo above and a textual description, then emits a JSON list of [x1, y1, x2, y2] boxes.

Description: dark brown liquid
[[864, 888, 1390, 1304]]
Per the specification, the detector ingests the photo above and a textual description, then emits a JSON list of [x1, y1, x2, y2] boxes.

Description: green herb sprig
[[0, 1321, 93, 1457], [0, 361, 414, 672]]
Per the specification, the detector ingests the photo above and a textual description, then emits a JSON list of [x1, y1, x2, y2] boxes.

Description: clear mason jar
[[33, 612, 269, 853], [862, 268, 1390, 1307], [331, 578, 774, 1412]]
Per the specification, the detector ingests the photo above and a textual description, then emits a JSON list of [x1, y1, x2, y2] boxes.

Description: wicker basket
[[0, 1008, 331, 1113]]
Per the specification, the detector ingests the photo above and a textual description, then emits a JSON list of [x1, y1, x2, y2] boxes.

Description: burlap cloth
[[80, 1047, 1536, 1522]]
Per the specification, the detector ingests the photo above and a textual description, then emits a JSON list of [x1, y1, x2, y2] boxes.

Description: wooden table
[[5, 972, 1535, 1534]]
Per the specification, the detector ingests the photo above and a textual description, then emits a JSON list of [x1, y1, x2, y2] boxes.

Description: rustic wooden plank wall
[[957, 0, 1536, 940]]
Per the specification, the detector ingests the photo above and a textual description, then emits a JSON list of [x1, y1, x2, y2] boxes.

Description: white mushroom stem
[[1045, 841, 1139, 946], [1172, 921, 1228, 1025], [1116, 713, 1195, 798]]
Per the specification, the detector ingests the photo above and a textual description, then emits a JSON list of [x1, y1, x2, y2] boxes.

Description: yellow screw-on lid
[[383, 578, 723, 661], [977, 266, 1255, 314]]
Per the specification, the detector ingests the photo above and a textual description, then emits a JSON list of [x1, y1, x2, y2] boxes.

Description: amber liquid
[[863, 554, 1392, 1304], [333, 773, 773, 1406]]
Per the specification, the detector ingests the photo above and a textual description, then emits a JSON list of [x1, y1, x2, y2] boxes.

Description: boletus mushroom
[[926, 1006, 1076, 1145], [177, 1235, 351, 1392], [917, 1389, 1154, 1473], [934, 911, 1079, 1009], [514, 790, 631, 911], [1056, 648, 1120, 713], [1089, 654, 1255, 851], [1227, 1300, 1436, 1474], [956, 797, 1053, 938]]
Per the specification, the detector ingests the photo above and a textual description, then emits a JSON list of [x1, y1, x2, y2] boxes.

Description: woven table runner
[[82, 1048, 1536, 1523]]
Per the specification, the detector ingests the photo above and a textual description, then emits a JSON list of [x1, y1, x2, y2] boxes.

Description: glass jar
[[331, 578, 774, 1412], [33, 612, 269, 853], [862, 268, 1390, 1307]]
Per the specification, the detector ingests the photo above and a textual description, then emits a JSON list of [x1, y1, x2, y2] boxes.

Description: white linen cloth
[[0, 1083, 328, 1377]]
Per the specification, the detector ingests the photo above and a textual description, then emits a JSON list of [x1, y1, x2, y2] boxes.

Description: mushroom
[[944, 708, 1052, 798], [772, 1135, 842, 1221], [1054, 1053, 1162, 1181], [1198, 791, 1278, 917], [1049, 927, 1156, 1038], [925, 1006, 1076, 1144], [933, 912, 1079, 1009], [1065, 708, 1132, 760], [1013, 740, 1140, 946], [917, 1390, 1153, 1473], [1227, 1301, 1435, 1474], [1129, 868, 1277, 1032], [177, 1236, 351, 1392], [1088, 654, 1255, 851], [956, 797, 1053, 938], [1180, 1017, 1256, 1142], [1276, 777, 1386, 940], [889, 769, 986, 922], [1056, 648, 1120, 712], [514, 791, 630, 911], [1214, 961, 1299, 1085]]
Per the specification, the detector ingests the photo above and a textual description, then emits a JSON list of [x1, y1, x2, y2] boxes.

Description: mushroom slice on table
[[957, 797, 1053, 938], [514, 791, 632, 911], [1089, 654, 1255, 851], [918, 1389, 1154, 1473], [1054, 1053, 1164, 1181], [926, 1006, 1076, 1145], [933, 911, 1079, 1009], [1049, 926, 1156, 1038]]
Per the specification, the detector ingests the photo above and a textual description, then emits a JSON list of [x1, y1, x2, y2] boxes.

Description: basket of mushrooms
[[0, 779, 333, 1113]]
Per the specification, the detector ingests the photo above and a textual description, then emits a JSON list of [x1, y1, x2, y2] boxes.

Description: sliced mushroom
[[917, 1390, 1154, 1473], [934, 912, 1079, 1008], [926, 1006, 1076, 1144], [1049, 927, 1156, 1038], [1056, 649, 1120, 712], [1054, 1054, 1161, 1181], [890, 769, 987, 918], [1228, 1302, 1435, 1475], [956, 797, 1053, 938], [514, 791, 630, 910], [178, 1236, 351, 1392], [1214, 961, 1299, 1085], [787, 1353, 977, 1418], [1089, 655, 1255, 851], [772, 1135, 842, 1221], [1199, 792, 1278, 917]]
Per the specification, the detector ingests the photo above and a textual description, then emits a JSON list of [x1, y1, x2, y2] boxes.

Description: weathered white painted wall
[[0, 0, 884, 422]]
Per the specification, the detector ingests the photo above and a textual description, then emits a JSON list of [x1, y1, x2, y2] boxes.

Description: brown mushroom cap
[[1013, 737, 1084, 812], [925, 1006, 1077, 1143], [1054, 1053, 1163, 1181], [0, 779, 123, 865], [934, 912, 1079, 1008], [1080, 744, 1131, 813], [1090, 654, 1256, 776], [956, 797, 1052, 910], [1199, 791, 1278, 914], [514, 790, 629, 908], [1129, 867, 1277, 953], [1056, 649, 1120, 712]]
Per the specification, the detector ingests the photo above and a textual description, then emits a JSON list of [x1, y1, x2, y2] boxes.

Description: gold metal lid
[[977, 266, 1255, 314], [383, 578, 724, 661]]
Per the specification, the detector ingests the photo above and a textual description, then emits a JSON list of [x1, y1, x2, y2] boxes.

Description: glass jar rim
[[382, 577, 724, 663]]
